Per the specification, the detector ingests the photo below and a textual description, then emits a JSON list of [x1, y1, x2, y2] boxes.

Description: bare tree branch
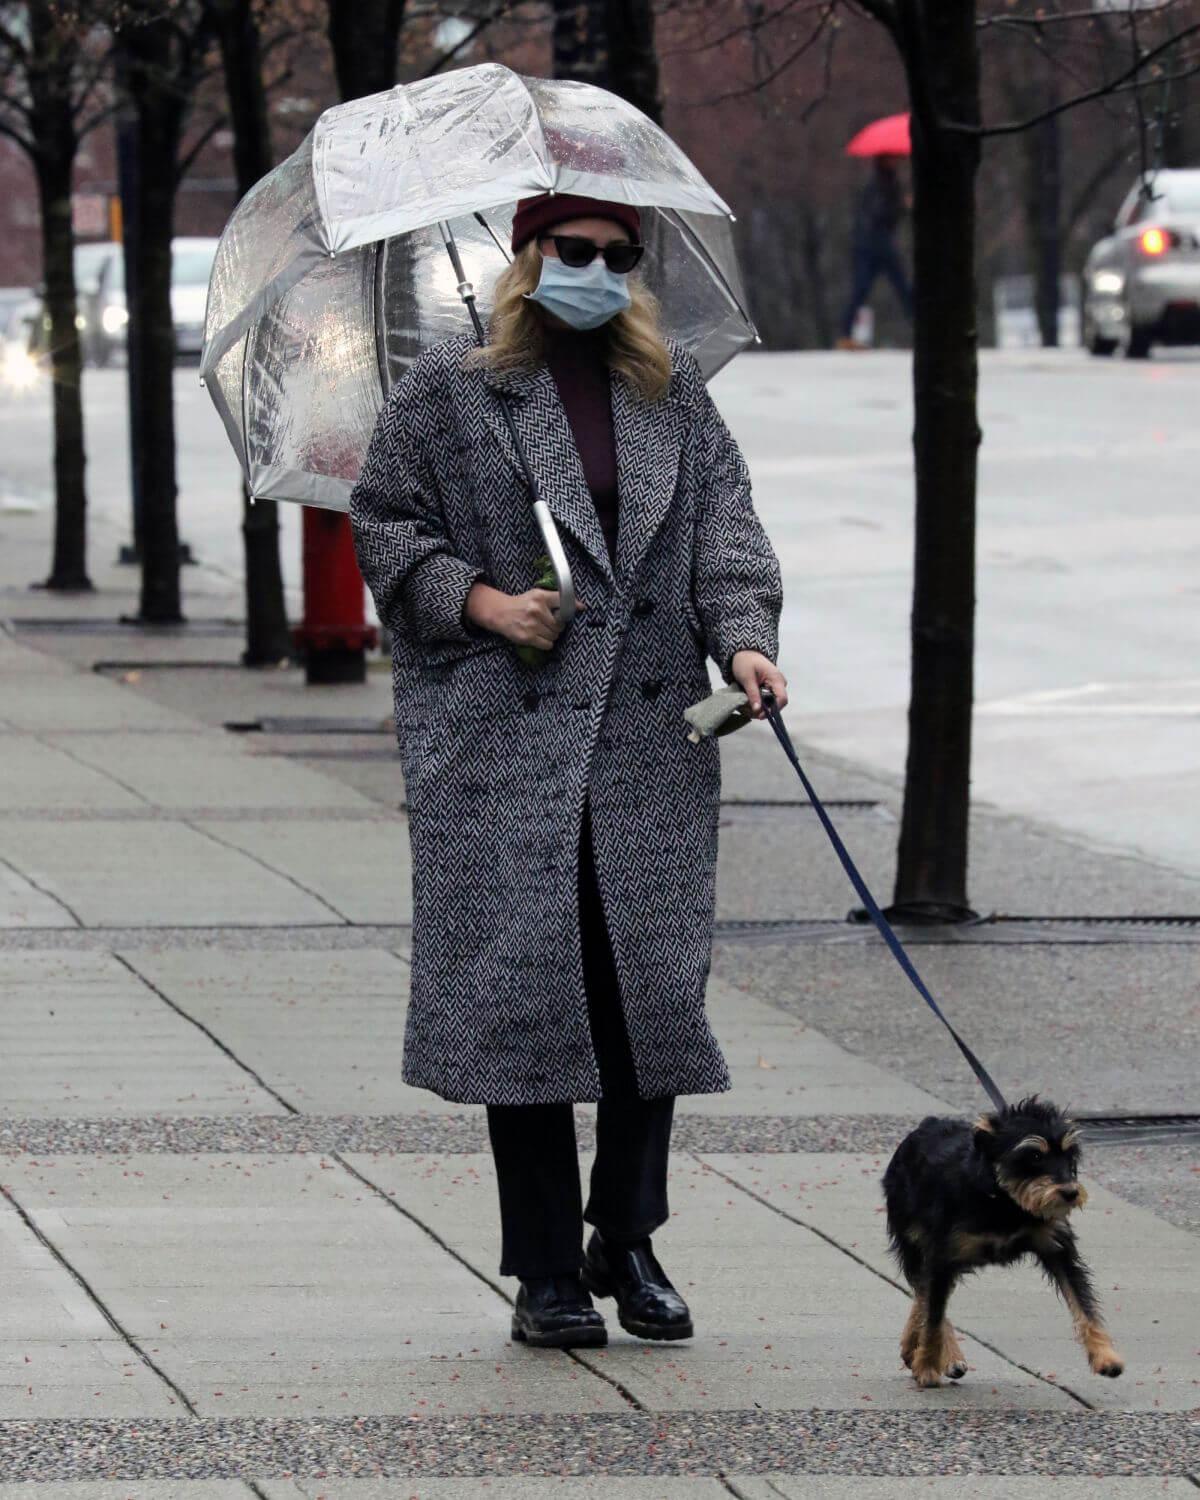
[[1063, 136, 1129, 235], [848, 0, 899, 41], [978, 3, 1177, 30], [76, 95, 121, 139], [421, 1, 514, 77], [0, 111, 34, 157], [678, 0, 838, 107], [174, 109, 226, 181], [660, 0, 822, 60], [943, 17, 1200, 136]]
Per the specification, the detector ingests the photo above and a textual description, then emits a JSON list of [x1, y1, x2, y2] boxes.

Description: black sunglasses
[[538, 234, 645, 275]]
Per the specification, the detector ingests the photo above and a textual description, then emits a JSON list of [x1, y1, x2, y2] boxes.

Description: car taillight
[[1139, 226, 1169, 256]]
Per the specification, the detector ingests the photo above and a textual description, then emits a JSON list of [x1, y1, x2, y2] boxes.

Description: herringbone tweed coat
[[350, 333, 781, 1105]]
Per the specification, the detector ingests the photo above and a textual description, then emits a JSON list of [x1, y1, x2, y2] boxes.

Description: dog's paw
[[942, 1326, 968, 1379], [910, 1355, 944, 1389], [1090, 1350, 1124, 1378]]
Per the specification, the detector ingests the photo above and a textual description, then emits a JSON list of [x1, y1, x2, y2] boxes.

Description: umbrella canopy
[[845, 112, 911, 158], [201, 63, 756, 513]]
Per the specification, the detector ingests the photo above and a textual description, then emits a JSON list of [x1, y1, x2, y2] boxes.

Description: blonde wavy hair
[[466, 241, 673, 403]]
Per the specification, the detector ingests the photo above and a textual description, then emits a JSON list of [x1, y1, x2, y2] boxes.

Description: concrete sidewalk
[[0, 527, 1197, 1493]]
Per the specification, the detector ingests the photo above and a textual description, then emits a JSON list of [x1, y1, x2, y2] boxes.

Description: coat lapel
[[481, 364, 614, 585], [612, 371, 684, 588]]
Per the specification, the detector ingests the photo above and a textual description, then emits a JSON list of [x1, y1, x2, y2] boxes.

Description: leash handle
[[757, 686, 1008, 1114]]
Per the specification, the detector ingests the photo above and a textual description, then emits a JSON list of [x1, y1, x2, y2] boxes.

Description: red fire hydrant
[[294, 509, 378, 685]]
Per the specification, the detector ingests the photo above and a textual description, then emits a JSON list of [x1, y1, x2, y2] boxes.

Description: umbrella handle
[[438, 219, 576, 625], [532, 500, 576, 621]]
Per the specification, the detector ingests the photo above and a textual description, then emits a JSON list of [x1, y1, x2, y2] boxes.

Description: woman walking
[[350, 192, 786, 1349]]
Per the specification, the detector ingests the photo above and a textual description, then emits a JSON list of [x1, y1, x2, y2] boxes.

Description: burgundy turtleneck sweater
[[543, 327, 619, 565]]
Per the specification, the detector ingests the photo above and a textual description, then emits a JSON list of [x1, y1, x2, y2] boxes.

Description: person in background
[[837, 155, 912, 349]]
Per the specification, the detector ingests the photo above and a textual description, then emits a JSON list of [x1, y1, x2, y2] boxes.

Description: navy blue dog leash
[[758, 685, 1008, 1113]]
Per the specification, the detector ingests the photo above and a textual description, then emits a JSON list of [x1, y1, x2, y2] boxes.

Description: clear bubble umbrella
[[199, 62, 757, 616]]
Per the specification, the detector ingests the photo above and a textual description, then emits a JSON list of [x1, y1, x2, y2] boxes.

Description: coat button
[[641, 679, 664, 700], [632, 598, 656, 618], [523, 690, 539, 711], [585, 612, 605, 628], [572, 698, 591, 711]]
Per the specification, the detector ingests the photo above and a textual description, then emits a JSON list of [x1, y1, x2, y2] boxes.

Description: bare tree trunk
[[1030, 110, 1061, 348], [553, 0, 662, 123], [327, 0, 405, 98], [28, 9, 91, 591], [800, 201, 833, 349], [120, 15, 193, 624], [605, 0, 662, 122], [208, 0, 290, 665], [313, 0, 404, 685], [553, 0, 610, 85], [891, 0, 982, 921]]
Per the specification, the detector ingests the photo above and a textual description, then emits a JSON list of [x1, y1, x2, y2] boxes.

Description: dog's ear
[[972, 1114, 1000, 1158]]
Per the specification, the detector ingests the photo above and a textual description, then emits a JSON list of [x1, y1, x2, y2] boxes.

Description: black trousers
[[486, 799, 676, 1279]]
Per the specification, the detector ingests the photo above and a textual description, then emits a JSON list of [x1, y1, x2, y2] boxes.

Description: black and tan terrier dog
[[883, 1096, 1124, 1388]]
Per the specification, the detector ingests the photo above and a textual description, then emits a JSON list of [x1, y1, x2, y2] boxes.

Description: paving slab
[[0, 635, 77, 677], [0, 738, 145, 813], [714, 793, 1200, 924], [711, 939, 1200, 1114], [715, 807, 898, 923], [117, 954, 939, 1122], [0, 822, 340, 928], [702, 1153, 1200, 1413], [197, 818, 411, 925], [271, 749, 406, 811], [119, 948, 449, 1115], [0, 860, 75, 928], [720, 726, 896, 807], [345, 1151, 1077, 1413], [0, 1188, 177, 1417], [0, 672, 193, 733], [76, 660, 395, 734], [717, 719, 1200, 919], [0, 951, 280, 1117], [687, 981, 945, 1118], [0, 1152, 633, 1418], [44, 733, 375, 813]]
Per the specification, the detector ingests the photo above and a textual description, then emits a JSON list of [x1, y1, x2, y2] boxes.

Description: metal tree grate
[[990, 914, 1200, 929], [1077, 1114, 1200, 1146]]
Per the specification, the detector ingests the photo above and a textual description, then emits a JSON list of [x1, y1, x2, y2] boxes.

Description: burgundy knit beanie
[[511, 193, 642, 254]]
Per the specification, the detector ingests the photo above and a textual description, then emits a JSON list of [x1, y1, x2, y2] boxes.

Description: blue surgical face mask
[[524, 255, 632, 331]]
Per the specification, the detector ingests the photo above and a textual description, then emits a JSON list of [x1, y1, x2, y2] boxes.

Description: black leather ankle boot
[[581, 1229, 694, 1341], [511, 1273, 607, 1348]]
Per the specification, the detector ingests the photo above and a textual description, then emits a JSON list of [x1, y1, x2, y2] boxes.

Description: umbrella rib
[[474, 210, 512, 263], [662, 207, 756, 331]]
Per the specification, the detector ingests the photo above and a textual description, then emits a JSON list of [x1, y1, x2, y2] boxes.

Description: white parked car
[[1083, 169, 1200, 358], [62, 236, 219, 364], [168, 238, 218, 357]]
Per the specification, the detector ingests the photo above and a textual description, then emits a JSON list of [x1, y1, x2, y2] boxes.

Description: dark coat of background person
[[350, 335, 781, 1106]]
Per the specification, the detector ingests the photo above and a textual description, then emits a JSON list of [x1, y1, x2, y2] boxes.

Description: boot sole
[[614, 1312, 694, 1341], [511, 1318, 607, 1349], [581, 1270, 694, 1342]]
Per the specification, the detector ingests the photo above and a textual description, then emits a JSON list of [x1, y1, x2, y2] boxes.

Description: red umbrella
[[845, 112, 910, 158]]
